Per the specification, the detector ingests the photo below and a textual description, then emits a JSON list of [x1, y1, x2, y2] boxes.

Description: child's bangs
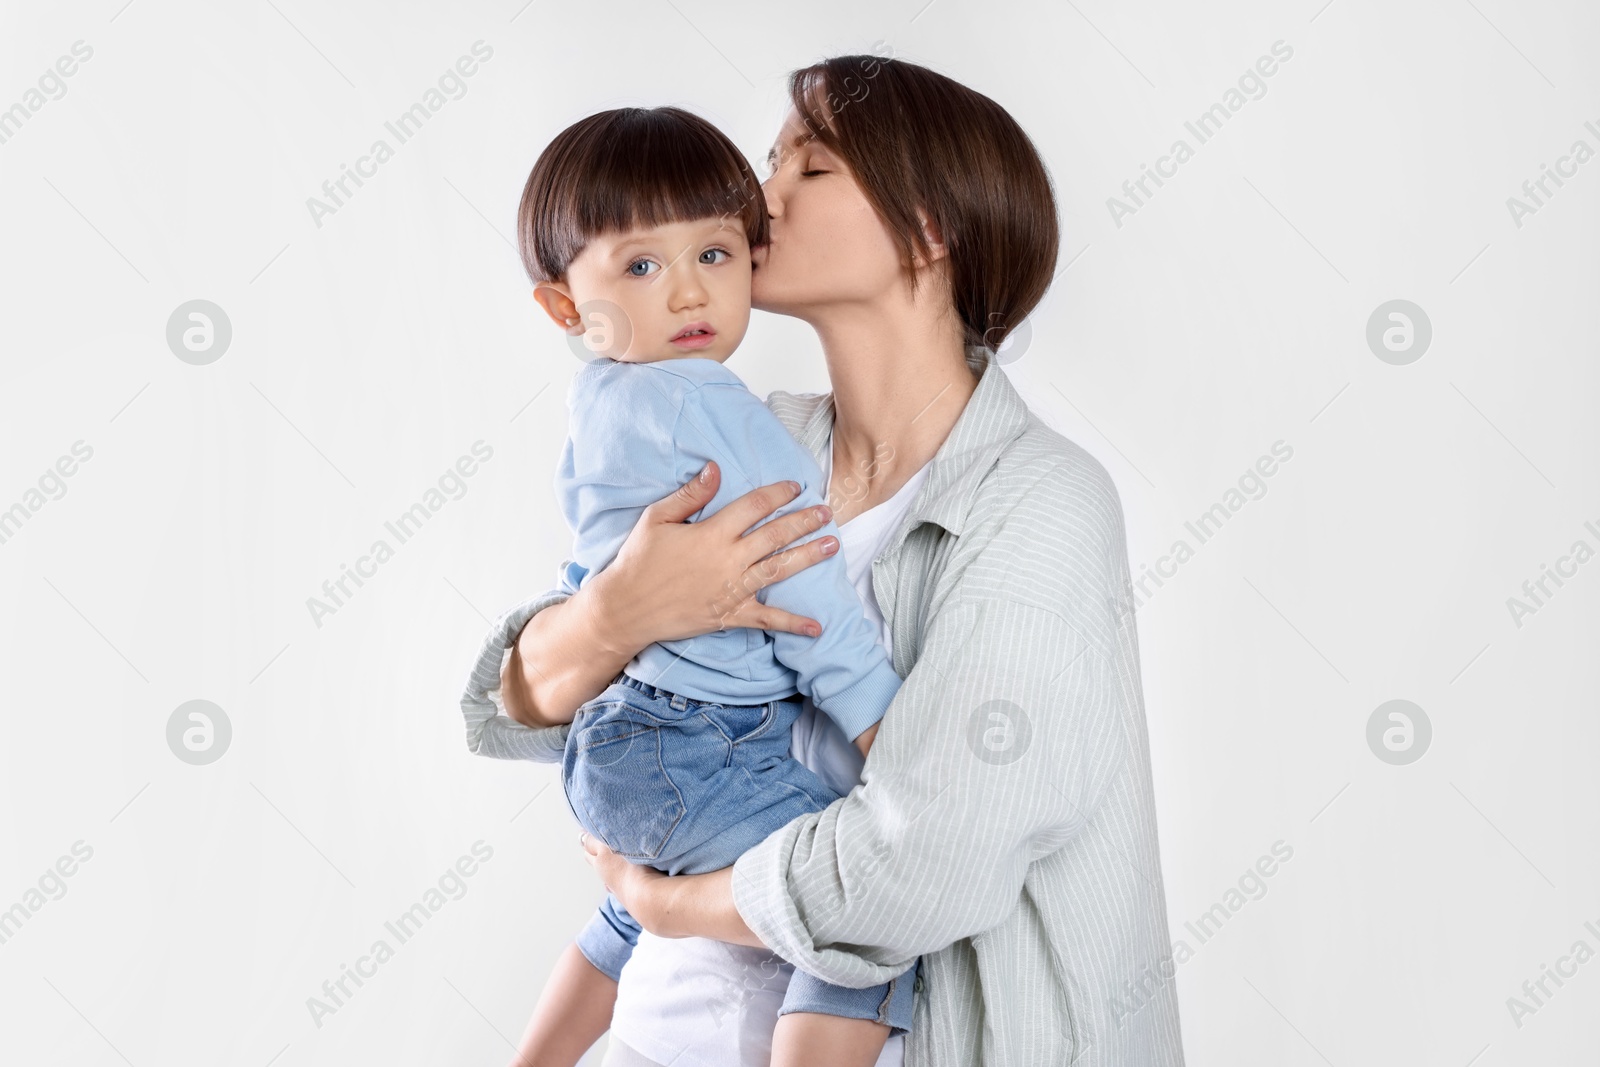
[[520, 106, 769, 284], [577, 145, 764, 247]]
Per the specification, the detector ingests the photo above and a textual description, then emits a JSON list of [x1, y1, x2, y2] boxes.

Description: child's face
[[537, 216, 752, 364]]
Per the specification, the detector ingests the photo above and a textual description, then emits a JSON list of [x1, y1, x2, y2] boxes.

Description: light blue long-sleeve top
[[552, 356, 900, 742]]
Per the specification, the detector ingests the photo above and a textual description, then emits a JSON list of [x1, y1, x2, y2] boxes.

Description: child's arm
[[772, 1011, 891, 1067], [676, 384, 903, 746], [852, 721, 880, 760], [506, 942, 617, 1067]]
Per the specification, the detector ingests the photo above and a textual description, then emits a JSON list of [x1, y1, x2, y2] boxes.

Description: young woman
[[462, 55, 1186, 1067]]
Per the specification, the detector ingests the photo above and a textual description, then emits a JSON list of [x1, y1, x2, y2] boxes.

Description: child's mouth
[[670, 324, 716, 348]]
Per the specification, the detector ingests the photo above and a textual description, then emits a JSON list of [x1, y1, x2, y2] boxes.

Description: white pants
[[600, 1036, 667, 1067]]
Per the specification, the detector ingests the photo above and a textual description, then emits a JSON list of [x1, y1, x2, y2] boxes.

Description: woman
[[462, 55, 1186, 1066]]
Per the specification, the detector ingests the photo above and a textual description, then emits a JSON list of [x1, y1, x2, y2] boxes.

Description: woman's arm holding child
[[500, 463, 841, 726]]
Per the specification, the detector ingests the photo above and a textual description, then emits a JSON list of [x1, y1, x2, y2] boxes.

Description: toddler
[[488, 105, 917, 1065]]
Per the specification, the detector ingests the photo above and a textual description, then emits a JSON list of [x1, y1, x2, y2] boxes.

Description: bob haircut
[[517, 106, 769, 285], [783, 55, 1060, 351]]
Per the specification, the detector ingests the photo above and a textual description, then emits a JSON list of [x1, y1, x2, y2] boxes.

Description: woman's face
[[752, 106, 907, 318]]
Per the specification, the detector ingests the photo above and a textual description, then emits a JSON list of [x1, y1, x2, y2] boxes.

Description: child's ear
[[532, 283, 584, 334]]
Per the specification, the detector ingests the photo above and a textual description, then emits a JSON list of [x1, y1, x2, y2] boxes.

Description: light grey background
[[1, 0, 1596, 1064]]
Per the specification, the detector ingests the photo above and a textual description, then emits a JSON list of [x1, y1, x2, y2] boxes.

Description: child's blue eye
[[699, 248, 732, 265], [627, 258, 659, 277]]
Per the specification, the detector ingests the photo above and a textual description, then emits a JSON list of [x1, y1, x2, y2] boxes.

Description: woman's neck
[[809, 299, 979, 524]]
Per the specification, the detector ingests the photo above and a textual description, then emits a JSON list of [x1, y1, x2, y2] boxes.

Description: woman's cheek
[[834, 200, 903, 280]]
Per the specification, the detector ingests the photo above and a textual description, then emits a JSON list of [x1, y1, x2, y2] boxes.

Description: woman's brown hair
[[785, 56, 1059, 351], [517, 106, 769, 285]]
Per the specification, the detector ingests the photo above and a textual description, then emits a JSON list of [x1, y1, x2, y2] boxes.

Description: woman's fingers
[[716, 482, 836, 569], [717, 535, 832, 639], [746, 529, 837, 588], [709, 479, 809, 548], [751, 503, 837, 563], [643, 461, 722, 525], [614, 470, 834, 646], [740, 603, 822, 638]]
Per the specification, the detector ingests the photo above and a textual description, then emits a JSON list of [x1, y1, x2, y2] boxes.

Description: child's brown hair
[[517, 106, 769, 285]]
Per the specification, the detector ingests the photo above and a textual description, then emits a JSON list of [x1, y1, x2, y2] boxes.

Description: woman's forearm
[[501, 581, 641, 728], [498, 468, 835, 729], [655, 867, 764, 948]]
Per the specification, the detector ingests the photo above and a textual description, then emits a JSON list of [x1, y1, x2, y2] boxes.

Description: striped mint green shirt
[[459, 350, 1187, 1066]]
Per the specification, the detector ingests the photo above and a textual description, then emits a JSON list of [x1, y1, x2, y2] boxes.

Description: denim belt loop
[[669, 691, 689, 710]]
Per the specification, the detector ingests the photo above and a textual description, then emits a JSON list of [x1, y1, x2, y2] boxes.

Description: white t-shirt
[[608, 434, 932, 1067]]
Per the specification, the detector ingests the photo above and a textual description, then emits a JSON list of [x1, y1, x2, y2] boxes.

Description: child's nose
[[667, 269, 708, 308]]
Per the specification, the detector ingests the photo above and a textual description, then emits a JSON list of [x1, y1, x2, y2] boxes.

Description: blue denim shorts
[[564, 672, 918, 1035], [562, 673, 838, 875]]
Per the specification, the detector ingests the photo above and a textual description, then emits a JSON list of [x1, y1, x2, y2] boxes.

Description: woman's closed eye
[[762, 147, 826, 178]]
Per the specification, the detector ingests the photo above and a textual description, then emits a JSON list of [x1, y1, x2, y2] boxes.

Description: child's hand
[[853, 721, 880, 759]]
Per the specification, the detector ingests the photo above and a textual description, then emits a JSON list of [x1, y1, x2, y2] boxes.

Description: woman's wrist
[[652, 869, 762, 947], [501, 637, 552, 728], [648, 870, 694, 939], [582, 837, 763, 946], [499, 577, 649, 729], [583, 563, 651, 661]]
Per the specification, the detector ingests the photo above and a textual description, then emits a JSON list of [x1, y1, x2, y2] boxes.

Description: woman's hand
[[590, 460, 841, 653], [580, 832, 765, 948], [502, 461, 840, 728], [580, 832, 670, 931]]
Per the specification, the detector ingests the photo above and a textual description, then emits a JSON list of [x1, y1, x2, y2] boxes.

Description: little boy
[[472, 106, 917, 1065]]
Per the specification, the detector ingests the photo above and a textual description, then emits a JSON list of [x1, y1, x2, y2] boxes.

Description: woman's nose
[[760, 175, 783, 217]]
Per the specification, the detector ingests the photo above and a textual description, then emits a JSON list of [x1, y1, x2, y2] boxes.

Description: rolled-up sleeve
[[459, 580, 579, 763], [730, 515, 1133, 988]]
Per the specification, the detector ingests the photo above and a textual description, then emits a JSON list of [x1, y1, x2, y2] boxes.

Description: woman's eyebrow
[[765, 133, 812, 169]]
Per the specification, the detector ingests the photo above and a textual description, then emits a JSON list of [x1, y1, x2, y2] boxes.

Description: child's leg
[[770, 959, 917, 1066], [504, 893, 637, 1067], [507, 941, 618, 1067], [770, 1013, 890, 1067], [575, 891, 642, 973]]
